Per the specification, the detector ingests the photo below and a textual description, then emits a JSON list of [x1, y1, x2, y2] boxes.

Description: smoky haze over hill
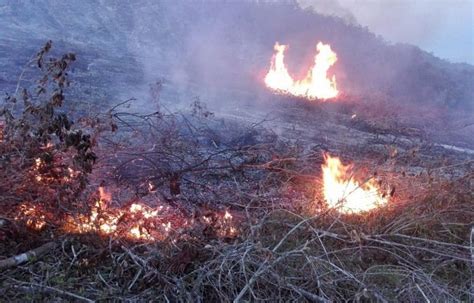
[[1, 0, 473, 112], [298, 0, 474, 65]]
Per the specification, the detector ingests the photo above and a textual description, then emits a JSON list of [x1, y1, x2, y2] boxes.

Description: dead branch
[[8, 279, 94, 303], [0, 242, 56, 269]]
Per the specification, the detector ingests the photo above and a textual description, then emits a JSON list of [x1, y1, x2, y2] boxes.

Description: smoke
[[2, 0, 471, 115], [297, 0, 474, 64], [297, 0, 357, 24], [124, 1, 472, 114], [127, 2, 271, 111]]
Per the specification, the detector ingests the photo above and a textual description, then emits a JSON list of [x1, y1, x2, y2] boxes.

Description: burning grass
[[264, 41, 338, 100], [1, 176, 471, 302], [1, 42, 473, 301], [2, 114, 471, 301], [321, 153, 391, 213]]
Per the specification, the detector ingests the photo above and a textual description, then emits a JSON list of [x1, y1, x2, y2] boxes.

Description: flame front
[[264, 42, 338, 100], [15, 186, 238, 241], [65, 191, 167, 241], [322, 153, 388, 213]]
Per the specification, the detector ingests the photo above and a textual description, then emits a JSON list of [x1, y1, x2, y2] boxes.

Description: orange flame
[[264, 42, 338, 100], [65, 194, 167, 240], [322, 153, 388, 213], [15, 203, 47, 230], [14, 185, 239, 241], [99, 186, 112, 204]]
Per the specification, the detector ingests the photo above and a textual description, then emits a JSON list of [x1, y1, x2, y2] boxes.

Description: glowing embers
[[15, 203, 47, 230], [205, 210, 237, 238], [264, 42, 338, 100], [64, 187, 171, 241], [31, 144, 81, 184], [14, 186, 239, 242], [322, 153, 389, 214]]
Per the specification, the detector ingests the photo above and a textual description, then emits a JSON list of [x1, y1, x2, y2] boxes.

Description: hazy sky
[[298, 0, 474, 64]]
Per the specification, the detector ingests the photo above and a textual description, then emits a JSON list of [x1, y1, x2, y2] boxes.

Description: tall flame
[[264, 42, 338, 100], [322, 153, 388, 213]]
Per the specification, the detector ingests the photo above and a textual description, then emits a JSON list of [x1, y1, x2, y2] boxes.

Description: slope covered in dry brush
[[0, 42, 472, 302]]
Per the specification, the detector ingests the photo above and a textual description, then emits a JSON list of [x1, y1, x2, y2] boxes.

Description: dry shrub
[[0, 41, 97, 220], [1, 174, 470, 302]]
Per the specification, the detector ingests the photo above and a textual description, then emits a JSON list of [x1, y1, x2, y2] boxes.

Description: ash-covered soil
[[204, 95, 473, 176]]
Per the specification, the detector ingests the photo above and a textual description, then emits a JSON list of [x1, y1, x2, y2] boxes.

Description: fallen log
[[0, 242, 56, 269]]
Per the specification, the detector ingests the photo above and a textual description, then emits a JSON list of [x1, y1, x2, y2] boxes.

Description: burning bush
[[0, 42, 259, 240], [0, 41, 97, 222]]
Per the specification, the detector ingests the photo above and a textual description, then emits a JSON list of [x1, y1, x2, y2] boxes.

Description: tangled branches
[[1, 181, 471, 302], [0, 42, 472, 302], [0, 41, 97, 218]]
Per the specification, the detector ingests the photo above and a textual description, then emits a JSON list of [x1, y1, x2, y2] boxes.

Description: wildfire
[[32, 153, 81, 184], [322, 153, 389, 213], [15, 186, 238, 241], [65, 189, 168, 241], [264, 42, 338, 100], [15, 203, 47, 230]]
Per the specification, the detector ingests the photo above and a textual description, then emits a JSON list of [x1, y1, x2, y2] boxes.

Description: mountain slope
[[0, 0, 472, 111]]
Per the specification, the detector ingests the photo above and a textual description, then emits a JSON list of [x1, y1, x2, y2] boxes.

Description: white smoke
[[297, 0, 474, 64]]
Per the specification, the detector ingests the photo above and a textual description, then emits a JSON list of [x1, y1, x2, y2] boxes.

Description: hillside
[[0, 1, 472, 302], [1, 0, 473, 110]]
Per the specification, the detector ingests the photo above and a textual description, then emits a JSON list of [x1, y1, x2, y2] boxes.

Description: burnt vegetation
[[0, 36, 473, 303], [0, 41, 96, 216]]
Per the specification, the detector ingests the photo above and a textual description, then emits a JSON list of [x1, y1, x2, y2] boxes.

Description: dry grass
[[1, 43, 472, 302], [1, 172, 472, 302]]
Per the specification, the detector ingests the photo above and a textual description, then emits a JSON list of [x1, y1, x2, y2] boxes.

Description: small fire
[[322, 153, 388, 213], [224, 210, 232, 220], [219, 210, 237, 237], [65, 192, 168, 241], [130, 203, 159, 219], [35, 158, 43, 169], [99, 186, 112, 204], [34, 158, 44, 182], [31, 155, 81, 184], [15, 203, 47, 230], [129, 225, 153, 240], [162, 221, 171, 232], [14, 185, 240, 241], [264, 42, 338, 100]]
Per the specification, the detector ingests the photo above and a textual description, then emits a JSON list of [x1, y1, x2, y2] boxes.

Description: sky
[[298, 0, 474, 64]]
